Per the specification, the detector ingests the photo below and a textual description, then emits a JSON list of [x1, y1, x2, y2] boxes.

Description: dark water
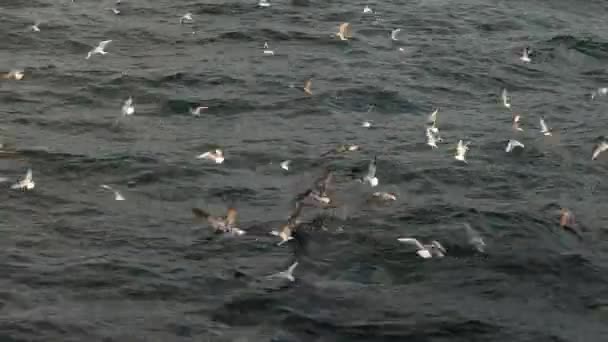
[[2, 0, 608, 341]]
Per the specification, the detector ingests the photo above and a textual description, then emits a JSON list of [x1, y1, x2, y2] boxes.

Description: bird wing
[[226, 208, 238, 226], [24, 169, 32, 182], [287, 261, 299, 274], [304, 79, 312, 94], [397, 238, 424, 250], [314, 168, 333, 196], [192, 208, 210, 220], [502, 89, 509, 105], [540, 117, 548, 131], [99, 40, 112, 49], [367, 156, 377, 178]]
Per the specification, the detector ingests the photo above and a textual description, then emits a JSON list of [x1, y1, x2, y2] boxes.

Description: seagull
[[303, 79, 312, 95], [463, 223, 486, 253], [280, 160, 291, 171], [592, 138, 608, 160], [100, 184, 125, 200], [30, 21, 41, 32], [192, 207, 245, 235], [271, 201, 303, 245], [197, 149, 224, 164], [455, 140, 470, 163], [397, 238, 447, 259], [359, 156, 379, 187], [180, 13, 193, 24], [520, 47, 531, 63], [258, 0, 271, 7], [591, 87, 608, 100], [11, 168, 35, 191], [121, 97, 135, 116], [190, 106, 208, 116], [296, 168, 334, 207], [512, 113, 523, 131], [539, 117, 552, 136], [268, 261, 299, 282], [106, 7, 121, 15], [363, 5, 373, 14], [501, 88, 511, 109], [1, 70, 24, 80], [505, 139, 525, 153], [86, 40, 112, 59], [263, 41, 274, 55], [361, 120, 372, 128], [391, 28, 401, 41], [336, 23, 352, 41], [426, 127, 439, 149], [371, 191, 397, 201]]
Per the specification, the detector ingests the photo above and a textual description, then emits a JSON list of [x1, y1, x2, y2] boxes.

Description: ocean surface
[[2, 0, 608, 341]]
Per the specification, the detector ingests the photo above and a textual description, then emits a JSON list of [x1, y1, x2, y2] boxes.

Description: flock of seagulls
[[2, 2, 607, 282]]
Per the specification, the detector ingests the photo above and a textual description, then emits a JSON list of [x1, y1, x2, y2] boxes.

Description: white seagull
[[363, 5, 373, 14], [520, 47, 531, 63], [427, 108, 438, 127], [391, 28, 401, 41], [397, 238, 447, 259], [197, 149, 224, 164], [501, 88, 511, 109], [258, 0, 271, 7], [360, 156, 379, 187], [86, 40, 112, 59], [592, 138, 608, 160], [107, 7, 121, 15], [361, 120, 372, 128], [263, 41, 275, 55], [180, 13, 193, 24], [426, 127, 439, 149], [539, 117, 552, 136], [280, 160, 291, 171], [100, 184, 125, 200], [121, 97, 135, 116], [30, 22, 41, 32], [268, 261, 299, 282], [11, 169, 35, 191], [455, 140, 470, 163], [505, 139, 525, 152], [512, 113, 523, 132], [190, 106, 208, 116], [591, 87, 608, 100]]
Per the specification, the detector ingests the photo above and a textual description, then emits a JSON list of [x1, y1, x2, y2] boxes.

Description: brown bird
[[271, 201, 304, 245], [336, 22, 352, 40], [559, 208, 582, 240], [303, 79, 312, 95], [192, 207, 245, 235]]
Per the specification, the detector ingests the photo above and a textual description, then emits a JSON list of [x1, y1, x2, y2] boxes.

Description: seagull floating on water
[[121, 97, 135, 116], [559, 208, 582, 239], [30, 22, 41, 32], [100, 184, 125, 200], [11, 168, 35, 191], [539, 117, 552, 136], [107, 7, 120, 15], [359, 156, 379, 187], [190, 106, 208, 116], [361, 120, 372, 128], [397, 238, 447, 259], [391, 28, 401, 41], [263, 41, 275, 55], [1, 70, 24, 80], [268, 261, 299, 282], [592, 137, 608, 160], [336, 23, 352, 41], [505, 139, 525, 153], [258, 0, 271, 7], [86, 40, 112, 59], [455, 140, 470, 163], [371, 191, 397, 201], [280, 160, 291, 171], [192, 207, 245, 236], [520, 47, 531, 63], [501, 88, 511, 109], [180, 13, 193, 24], [197, 149, 224, 164], [363, 5, 373, 14]]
